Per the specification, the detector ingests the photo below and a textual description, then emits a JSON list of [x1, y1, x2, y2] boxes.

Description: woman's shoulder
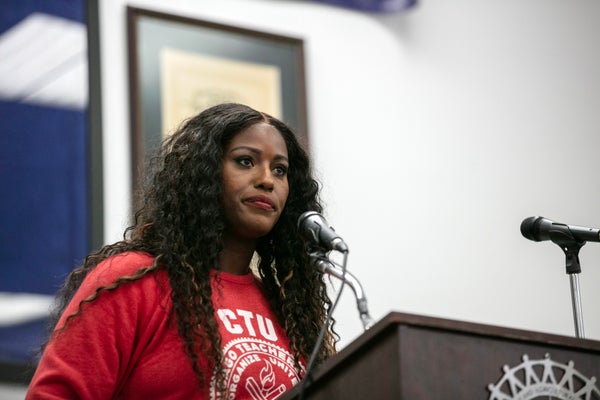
[[101, 250, 155, 268], [88, 251, 160, 286]]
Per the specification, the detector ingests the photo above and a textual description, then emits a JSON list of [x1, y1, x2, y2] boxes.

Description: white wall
[[99, 0, 600, 348]]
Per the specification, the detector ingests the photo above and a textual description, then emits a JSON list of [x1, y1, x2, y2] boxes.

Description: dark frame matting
[[126, 6, 309, 205]]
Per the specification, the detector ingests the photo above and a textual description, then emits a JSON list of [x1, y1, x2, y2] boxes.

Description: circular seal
[[487, 353, 599, 400], [210, 337, 302, 400]]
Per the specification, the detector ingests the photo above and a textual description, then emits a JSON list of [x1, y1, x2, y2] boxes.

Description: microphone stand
[[299, 244, 374, 400], [547, 230, 586, 338], [562, 242, 585, 339], [299, 247, 349, 400], [309, 251, 375, 331]]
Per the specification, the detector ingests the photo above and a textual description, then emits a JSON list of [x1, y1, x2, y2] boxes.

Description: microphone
[[521, 216, 600, 243], [298, 211, 349, 252]]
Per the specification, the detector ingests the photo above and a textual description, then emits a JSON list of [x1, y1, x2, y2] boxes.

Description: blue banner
[[0, 0, 88, 373]]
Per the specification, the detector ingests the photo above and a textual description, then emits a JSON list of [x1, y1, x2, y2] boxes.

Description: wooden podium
[[281, 312, 600, 399]]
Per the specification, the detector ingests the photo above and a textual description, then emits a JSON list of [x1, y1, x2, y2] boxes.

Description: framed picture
[[127, 6, 309, 199]]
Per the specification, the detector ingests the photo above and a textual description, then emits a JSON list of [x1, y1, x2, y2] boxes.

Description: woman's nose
[[255, 164, 274, 191]]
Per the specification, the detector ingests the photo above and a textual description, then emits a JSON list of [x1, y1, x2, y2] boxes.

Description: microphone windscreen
[[520, 216, 541, 241]]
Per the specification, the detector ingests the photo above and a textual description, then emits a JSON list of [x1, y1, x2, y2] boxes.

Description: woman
[[26, 103, 337, 399]]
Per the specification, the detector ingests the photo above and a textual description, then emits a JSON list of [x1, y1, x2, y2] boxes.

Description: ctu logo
[[217, 308, 278, 341]]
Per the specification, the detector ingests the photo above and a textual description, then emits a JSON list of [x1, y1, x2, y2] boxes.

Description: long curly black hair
[[45, 102, 337, 391]]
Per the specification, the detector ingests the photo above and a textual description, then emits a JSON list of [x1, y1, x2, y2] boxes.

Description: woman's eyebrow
[[229, 146, 289, 162]]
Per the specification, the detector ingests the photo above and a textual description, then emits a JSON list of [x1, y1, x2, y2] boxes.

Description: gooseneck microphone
[[520, 216, 600, 243], [297, 211, 349, 252], [297, 215, 351, 399]]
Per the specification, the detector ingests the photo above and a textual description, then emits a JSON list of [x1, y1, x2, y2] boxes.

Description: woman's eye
[[273, 165, 288, 177], [236, 157, 253, 167]]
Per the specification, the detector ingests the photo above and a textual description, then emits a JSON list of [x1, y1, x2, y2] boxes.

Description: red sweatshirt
[[26, 252, 303, 399]]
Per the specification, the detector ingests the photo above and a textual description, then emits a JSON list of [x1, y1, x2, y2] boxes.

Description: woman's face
[[221, 122, 290, 240]]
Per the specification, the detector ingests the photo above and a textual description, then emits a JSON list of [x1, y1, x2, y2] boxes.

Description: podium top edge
[[367, 311, 600, 351]]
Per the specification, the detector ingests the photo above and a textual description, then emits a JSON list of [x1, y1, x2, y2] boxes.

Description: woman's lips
[[244, 196, 275, 211]]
